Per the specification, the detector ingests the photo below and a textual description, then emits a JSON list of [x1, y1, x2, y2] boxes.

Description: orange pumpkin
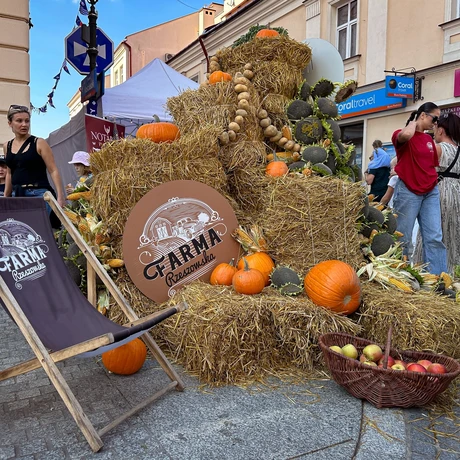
[[209, 71, 232, 85], [256, 29, 280, 38], [237, 252, 275, 286], [266, 154, 289, 177], [210, 258, 238, 286], [304, 260, 361, 315], [232, 258, 265, 295], [101, 338, 147, 375], [136, 121, 180, 143]]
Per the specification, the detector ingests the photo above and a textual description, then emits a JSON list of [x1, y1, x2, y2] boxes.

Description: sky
[[29, 0, 211, 139]]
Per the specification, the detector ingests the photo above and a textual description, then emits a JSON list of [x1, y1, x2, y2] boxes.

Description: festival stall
[[58, 27, 460, 408]]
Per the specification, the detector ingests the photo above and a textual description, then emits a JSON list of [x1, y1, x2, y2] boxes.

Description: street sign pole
[[87, 0, 98, 73]]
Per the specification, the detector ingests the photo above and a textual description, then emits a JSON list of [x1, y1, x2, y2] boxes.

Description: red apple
[[391, 363, 406, 371], [426, 363, 447, 374], [406, 363, 427, 373], [359, 354, 367, 363], [378, 356, 395, 368], [362, 344, 383, 362], [417, 359, 433, 369], [363, 361, 377, 367]]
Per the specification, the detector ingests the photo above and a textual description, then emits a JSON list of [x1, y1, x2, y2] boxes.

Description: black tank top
[[6, 136, 51, 189]]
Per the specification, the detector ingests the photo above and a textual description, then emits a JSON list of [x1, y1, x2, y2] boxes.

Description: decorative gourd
[[136, 121, 180, 143], [210, 259, 238, 286], [209, 70, 232, 84], [237, 252, 275, 286], [266, 151, 288, 177], [101, 338, 147, 375], [232, 258, 265, 295], [255, 28, 280, 38], [304, 260, 361, 315]]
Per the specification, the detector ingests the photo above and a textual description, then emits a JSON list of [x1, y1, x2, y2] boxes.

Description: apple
[[406, 363, 427, 373], [417, 359, 433, 369], [341, 344, 358, 359], [394, 359, 407, 369], [378, 356, 395, 368], [391, 363, 406, 371], [329, 345, 343, 354], [359, 354, 367, 363], [362, 344, 383, 363], [426, 363, 447, 374], [363, 361, 378, 367]]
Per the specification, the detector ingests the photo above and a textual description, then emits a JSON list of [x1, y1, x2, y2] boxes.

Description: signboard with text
[[385, 75, 415, 99], [122, 181, 241, 303], [337, 88, 406, 119], [84, 115, 125, 152]]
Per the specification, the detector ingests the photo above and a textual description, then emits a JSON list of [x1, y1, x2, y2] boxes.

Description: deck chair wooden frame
[[0, 192, 186, 452]]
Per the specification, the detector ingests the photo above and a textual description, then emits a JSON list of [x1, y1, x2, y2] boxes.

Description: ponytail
[[405, 111, 417, 126]]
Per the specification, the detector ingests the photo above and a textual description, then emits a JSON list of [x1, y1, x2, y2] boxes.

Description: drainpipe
[[123, 39, 133, 78]]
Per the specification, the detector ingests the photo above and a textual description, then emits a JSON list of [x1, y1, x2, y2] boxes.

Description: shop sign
[[385, 75, 415, 99], [337, 88, 406, 119], [122, 180, 241, 303], [84, 114, 125, 152]]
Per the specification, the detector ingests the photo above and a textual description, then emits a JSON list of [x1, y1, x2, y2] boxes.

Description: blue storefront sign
[[337, 88, 406, 119], [385, 75, 415, 99]]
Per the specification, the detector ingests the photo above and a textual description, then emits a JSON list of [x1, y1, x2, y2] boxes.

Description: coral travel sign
[[123, 181, 241, 303], [337, 88, 406, 119], [385, 75, 415, 99]]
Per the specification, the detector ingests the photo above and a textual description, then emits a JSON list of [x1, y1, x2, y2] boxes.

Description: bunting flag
[[47, 91, 54, 99], [76, 15, 82, 27], [62, 60, 71, 75], [79, 0, 89, 16]]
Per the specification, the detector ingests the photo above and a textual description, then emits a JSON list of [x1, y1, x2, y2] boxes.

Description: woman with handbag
[[2, 105, 66, 213], [391, 102, 447, 275], [413, 112, 460, 274]]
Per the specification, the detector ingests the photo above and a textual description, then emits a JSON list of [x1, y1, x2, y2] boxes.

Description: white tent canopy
[[102, 58, 199, 127]]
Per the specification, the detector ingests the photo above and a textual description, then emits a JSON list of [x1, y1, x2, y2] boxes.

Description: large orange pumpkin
[[304, 260, 361, 315], [237, 252, 275, 286], [136, 121, 180, 143], [209, 70, 232, 85], [101, 338, 147, 375], [256, 29, 280, 38], [232, 258, 265, 295]]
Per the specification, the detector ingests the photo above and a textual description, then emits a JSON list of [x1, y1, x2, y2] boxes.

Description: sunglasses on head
[[425, 113, 439, 124]]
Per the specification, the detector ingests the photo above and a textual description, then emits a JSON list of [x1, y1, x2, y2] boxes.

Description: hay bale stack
[[358, 283, 460, 359], [90, 126, 228, 235], [216, 36, 311, 99], [156, 282, 360, 386]]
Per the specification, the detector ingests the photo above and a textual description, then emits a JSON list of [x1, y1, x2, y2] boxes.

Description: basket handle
[[382, 325, 393, 369]]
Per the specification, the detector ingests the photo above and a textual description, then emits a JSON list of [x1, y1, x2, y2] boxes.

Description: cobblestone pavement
[[0, 307, 459, 459]]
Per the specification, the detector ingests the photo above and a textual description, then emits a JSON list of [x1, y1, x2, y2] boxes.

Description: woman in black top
[[2, 105, 66, 209], [364, 140, 391, 201]]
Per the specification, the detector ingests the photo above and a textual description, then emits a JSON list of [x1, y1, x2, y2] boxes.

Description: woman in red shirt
[[391, 102, 447, 275]]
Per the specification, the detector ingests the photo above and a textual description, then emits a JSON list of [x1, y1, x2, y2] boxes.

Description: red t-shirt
[[392, 129, 439, 195]]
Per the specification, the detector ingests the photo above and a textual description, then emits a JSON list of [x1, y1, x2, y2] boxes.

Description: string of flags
[[30, 0, 90, 114]]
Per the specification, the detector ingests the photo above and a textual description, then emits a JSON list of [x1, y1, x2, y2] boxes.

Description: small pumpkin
[[304, 260, 361, 315], [209, 70, 232, 84], [266, 151, 289, 177], [256, 28, 280, 38], [136, 121, 180, 143], [101, 338, 147, 375], [237, 252, 275, 286], [232, 258, 265, 295], [210, 258, 238, 286]]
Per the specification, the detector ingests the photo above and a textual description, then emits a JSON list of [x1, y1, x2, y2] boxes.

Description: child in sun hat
[[66, 151, 93, 194]]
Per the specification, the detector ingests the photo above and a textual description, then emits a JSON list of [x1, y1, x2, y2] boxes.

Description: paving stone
[[0, 446, 15, 459]]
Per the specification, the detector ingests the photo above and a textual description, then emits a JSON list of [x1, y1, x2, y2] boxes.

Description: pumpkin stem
[[243, 257, 250, 271], [229, 258, 236, 267], [152, 114, 160, 123]]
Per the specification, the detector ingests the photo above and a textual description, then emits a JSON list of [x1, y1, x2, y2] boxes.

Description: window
[[120, 65, 124, 83], [337, 0, 357, 59], [114, 70, 119, 86]]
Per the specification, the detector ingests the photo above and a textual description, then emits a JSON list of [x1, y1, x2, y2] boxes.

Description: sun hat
[[69, 151, 90, 166]]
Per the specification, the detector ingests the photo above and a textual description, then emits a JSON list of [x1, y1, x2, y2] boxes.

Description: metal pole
[[87, 0, 99, 72]]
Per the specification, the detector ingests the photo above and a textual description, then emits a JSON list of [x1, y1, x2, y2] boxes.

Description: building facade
[[166, 0, 460, 172], [0, 0, 30, 148]]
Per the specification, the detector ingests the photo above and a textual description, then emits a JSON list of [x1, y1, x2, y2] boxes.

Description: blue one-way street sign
[[65, 27, 114, 75]]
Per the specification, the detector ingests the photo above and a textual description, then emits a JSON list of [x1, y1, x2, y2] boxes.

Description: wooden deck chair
[[0, 193, 187, 452]]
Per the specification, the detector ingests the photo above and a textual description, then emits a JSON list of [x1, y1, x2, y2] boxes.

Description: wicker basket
[[319, 327, 460, 408]]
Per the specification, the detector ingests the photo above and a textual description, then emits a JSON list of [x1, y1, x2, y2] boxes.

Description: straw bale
[[252, 175, 364, 272], [218, 140, 266, 171], [357, 282, 460, 359], [167, 81, 261, 137]]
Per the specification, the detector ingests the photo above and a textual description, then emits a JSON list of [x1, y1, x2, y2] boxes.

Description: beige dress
[[413, 142, 460, 273]]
